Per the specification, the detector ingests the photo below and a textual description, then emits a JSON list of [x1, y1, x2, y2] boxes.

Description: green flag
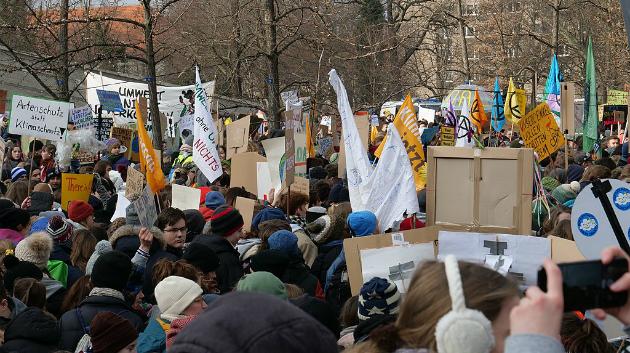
[[583, 37, 598, 153]]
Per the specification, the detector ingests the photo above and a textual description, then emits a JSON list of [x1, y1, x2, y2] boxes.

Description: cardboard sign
[[317, 136, 334, 158], [61, 173, 94, 210], [284, 111, 296, 186], [70, 106, 94, 130], [235, 196, 256, 232], [517, 103, 565, 161], [171, 184, 202, 211], [226, 115, 250, 160], [110, 126, 133, 159], [125, 166, 144, 200], [338, 113, 370, 178], [292, 176, 309, 196], [133, 186, 158, 228], [440, 126, 455, 146], [230, 152, 267, 195], [9, 95, 72, 141]]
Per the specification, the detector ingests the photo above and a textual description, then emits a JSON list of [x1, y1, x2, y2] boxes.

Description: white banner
[[192, 67, 222, 183], [70, 105, 94, 130], [85, 71, 214, 134], [9, 95, 72, 141]]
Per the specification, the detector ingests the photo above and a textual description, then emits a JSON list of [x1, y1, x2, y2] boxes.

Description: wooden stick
[[27, 138, 36, 197]]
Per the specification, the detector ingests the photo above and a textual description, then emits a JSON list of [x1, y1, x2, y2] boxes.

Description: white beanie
[[155, 276, 203, 321], [15, 232, 53, 270], [86, 240, 113, 275]]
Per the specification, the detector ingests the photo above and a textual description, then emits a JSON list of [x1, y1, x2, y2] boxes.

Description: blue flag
[[491, 77, 505, 132], [545, 54, 563, 125]]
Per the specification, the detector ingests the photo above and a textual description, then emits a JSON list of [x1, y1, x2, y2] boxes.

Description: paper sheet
[[171, 184, 202, 211], [110, 192, 130, 222], [360, 243, 435, 293]]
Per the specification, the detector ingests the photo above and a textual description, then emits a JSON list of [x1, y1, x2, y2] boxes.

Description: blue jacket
[[137, 317, 169, 353]]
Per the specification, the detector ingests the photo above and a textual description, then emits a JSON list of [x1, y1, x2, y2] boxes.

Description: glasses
[[164, 226, 187, 234]]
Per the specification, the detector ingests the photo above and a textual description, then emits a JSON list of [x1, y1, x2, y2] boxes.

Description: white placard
[[417, 106, 435, 123], [256, 162, 273, 201], [110, 192, 131, 222], [171, 184, 202, 211], [70, 105, 94, 130], [360, 243, 435, 293], [9, 95, 72, 140]]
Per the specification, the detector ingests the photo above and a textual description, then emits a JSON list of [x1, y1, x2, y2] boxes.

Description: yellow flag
[[375, 95, 425, 190], [504, 78, 526, 123], [305, 117, 315, 158], [135, 100, 166, 194], [470, 89, 488, 133], [370, 126, 378, 143]]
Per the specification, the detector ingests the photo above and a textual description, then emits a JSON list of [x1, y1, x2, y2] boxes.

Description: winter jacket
[[58, 294, 145, 351], [2, 307, 59, 353], [283, 256, 323, 299], [291, 224, 318, 267], [143, 246, 182, 301], [193, 234, 243, 294], [50, 241, 83, 288], [137, 317, 170, 353], [42, 276, 67, 318], [236, 238, 262, 262], [103, 153, 130, 171], [311, 240, 343, 286], [0, 228, 23, 246], [290, 294, 340, 338], [110, 225, 166, 261], [199, 206, 215, 221]]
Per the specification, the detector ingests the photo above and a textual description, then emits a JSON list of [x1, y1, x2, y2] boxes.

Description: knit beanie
[[86, 240, 113, 276], [91, 250, 132, 291], [184, 209, 205, 241], [328, 184, 350, 204], [29, 217, 50, 235], [125, 203, 140, 226], [155, 276, 203, 321], [14, 232, 53, 270], [210, 205, 244, 237], [46, 216, 73, 244], [28, 191, 53, 216], [250, 249, 290, 279], [541, 176, 561, 193], [183, 242, 220, 273], [236, 271, 288, 300], [3, 255, 43, 293], [68, 200, 94, 223], [552, 181, 581, 205], [268, 230, 300, 257], [0, 207, 31, 231], [90, 312, 138, 353], [567, 164, 585, 183], [358, 277, 401, 321], [305, 215, 332, 244], [10, 167, 26, 182], [205, 191, 226, 210], [251, 207, 286, 232], [347, 211, 378, 237]]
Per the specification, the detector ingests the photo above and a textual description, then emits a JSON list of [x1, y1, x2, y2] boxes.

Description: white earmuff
[[435, 255, 495, 353]]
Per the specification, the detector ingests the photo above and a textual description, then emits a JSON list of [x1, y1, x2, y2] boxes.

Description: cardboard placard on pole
[[440, 126, 455, 146], [517, 103, 565, 161], [235, 196, 256, 232], [125, 167, 144, 200], [226, 115, 250, 160], [61, 173, 94, 210], [560, 82, 575, 135], [230, 152, 267, 195], [284, 111, 296, 186], [110, 126, 134, 159], [133, 186, 158, 228], [9, 95, 72, 141]]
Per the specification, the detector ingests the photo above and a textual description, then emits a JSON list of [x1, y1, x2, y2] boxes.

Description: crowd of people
[[0, 111, 626, 353]]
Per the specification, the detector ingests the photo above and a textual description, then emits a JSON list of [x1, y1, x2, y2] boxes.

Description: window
[[507, 1, 522, 12], [471, 73, 481, 82], [506, 47, 520, 58], [462, 3, 479, 16], [464, 26, 475, 38], [468, 47, 479, 60], [445, 71, 454, 84], [558, 44, 570, 57]]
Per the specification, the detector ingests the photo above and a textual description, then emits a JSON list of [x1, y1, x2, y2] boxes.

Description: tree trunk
[[456, 0, 471, 81], [143, 2, 163, 150], [552, 0, 561, 53], [264, 0, 281, 128], [58, 0, 70, 101]]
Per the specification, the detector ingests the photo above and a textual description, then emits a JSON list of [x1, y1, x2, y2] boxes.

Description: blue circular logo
[[613, 188, 630, 211], [577, 213, 599, 237]]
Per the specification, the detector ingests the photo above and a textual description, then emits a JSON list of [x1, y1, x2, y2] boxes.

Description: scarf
[[89, 287, 125, 301]]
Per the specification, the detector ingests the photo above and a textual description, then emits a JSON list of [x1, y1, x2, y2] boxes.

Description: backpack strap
[[75, 308, 90, 335]]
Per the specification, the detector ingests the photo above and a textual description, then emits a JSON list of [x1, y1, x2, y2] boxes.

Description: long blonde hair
[[348, 261, 519, 353]]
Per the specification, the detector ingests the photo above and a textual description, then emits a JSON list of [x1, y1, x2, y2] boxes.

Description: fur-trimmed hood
[[109, 224, 166, 250]]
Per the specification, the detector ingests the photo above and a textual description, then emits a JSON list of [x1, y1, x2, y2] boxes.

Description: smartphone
[[537, 258, 628, 311]]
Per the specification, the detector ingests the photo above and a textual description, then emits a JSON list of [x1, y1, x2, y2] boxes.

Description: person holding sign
[[102, 138, 130, 172]]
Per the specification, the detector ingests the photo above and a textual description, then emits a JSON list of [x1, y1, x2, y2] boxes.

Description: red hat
[[68, 200, 94, 222], [399, 217, 425, 231]]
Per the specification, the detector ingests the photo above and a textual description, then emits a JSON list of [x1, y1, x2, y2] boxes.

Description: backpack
[[74, 308, 93, 353], [325, 262, 351, 316]]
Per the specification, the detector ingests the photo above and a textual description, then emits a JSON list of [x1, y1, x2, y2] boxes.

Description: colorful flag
[[305, 116, 315, 158], [470, 89, 488, 134], [456, 98, 474, 147], [544, 54, 563, 126], [583, 37, 598, 153], [135, 100, 166, 194], [192, 67, 223, 183], [370, 126, 378, 143], [505, 77, 526, 122], [491, 77, 505, 132]]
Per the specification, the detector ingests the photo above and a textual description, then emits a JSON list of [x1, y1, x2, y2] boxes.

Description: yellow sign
[[441, 126, 455, 146], [517, 103, 565, 161], [61, 173, 94, 210]]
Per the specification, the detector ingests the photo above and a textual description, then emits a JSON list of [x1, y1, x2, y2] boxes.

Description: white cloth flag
[[456, 98, 475, 148], [329, 69, 419, 230], [192, 67, 222, 183]]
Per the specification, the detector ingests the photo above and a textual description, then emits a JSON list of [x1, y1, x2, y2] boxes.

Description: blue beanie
[[358, 277, 401, 321], [205, 191, 226, 210], [252, 207, 286, 232], [268, 230, 300, 257], [347, 211, 377, 237], [30, 217, 50, 235]]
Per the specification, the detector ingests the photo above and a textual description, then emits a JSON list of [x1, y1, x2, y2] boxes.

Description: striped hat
[[10, 167, 27, 182], [46, 216, 73, 244], [210, 205, 244, 237], [358, 277, 401, 321]]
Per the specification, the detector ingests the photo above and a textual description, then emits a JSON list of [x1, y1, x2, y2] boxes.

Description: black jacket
[[142, 246, 181, 301], [310, 240, 343, 286], [58, 295, 145, 351], [283, 256, 320, 298], [50, 242, 83, 289], [193, 234, 243, 294], [3, 307, 59, 353], [290, 294, 340, 338]]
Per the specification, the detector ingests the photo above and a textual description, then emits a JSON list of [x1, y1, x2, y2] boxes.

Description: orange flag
[[471, 89, 488, 134], [305, 116, 315, 158], [135, 99, 166, 193]]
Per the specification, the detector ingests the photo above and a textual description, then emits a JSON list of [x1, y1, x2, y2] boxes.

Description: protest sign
[[110, 192, 130, 222], [362, 243, 435, 293], [192, 67, 222, 183], [517, 103, 565, 161], [230, 152, 267, 195], [9, 95, 71, 141], [96, 90, 124, 113], [320, 116, 332, 128], [226, 115, 250, 160], [292, 176, 309, 196], [294, 133, 307, 177], [172, 184, 202, 211], [96, 117, 114, 141], [178, 114, 194, 135], [281, 90, 300, 111], [235, 196, 256, 232], [256, 162, 273, 201], [134, 186, 158, 228], [421, 127, 438, 145], [261, 137, 285, 190], [125, 166, 144, 200], [317, 136, 334, 158], [284, 110, 297, 186], [70, 106, 94, 130], [61, 173, 94, 210], [426, 147, 533, 235], [417, 106, 435, 123], [440, 126, 455, 146], [110, 126, 133, 159]]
